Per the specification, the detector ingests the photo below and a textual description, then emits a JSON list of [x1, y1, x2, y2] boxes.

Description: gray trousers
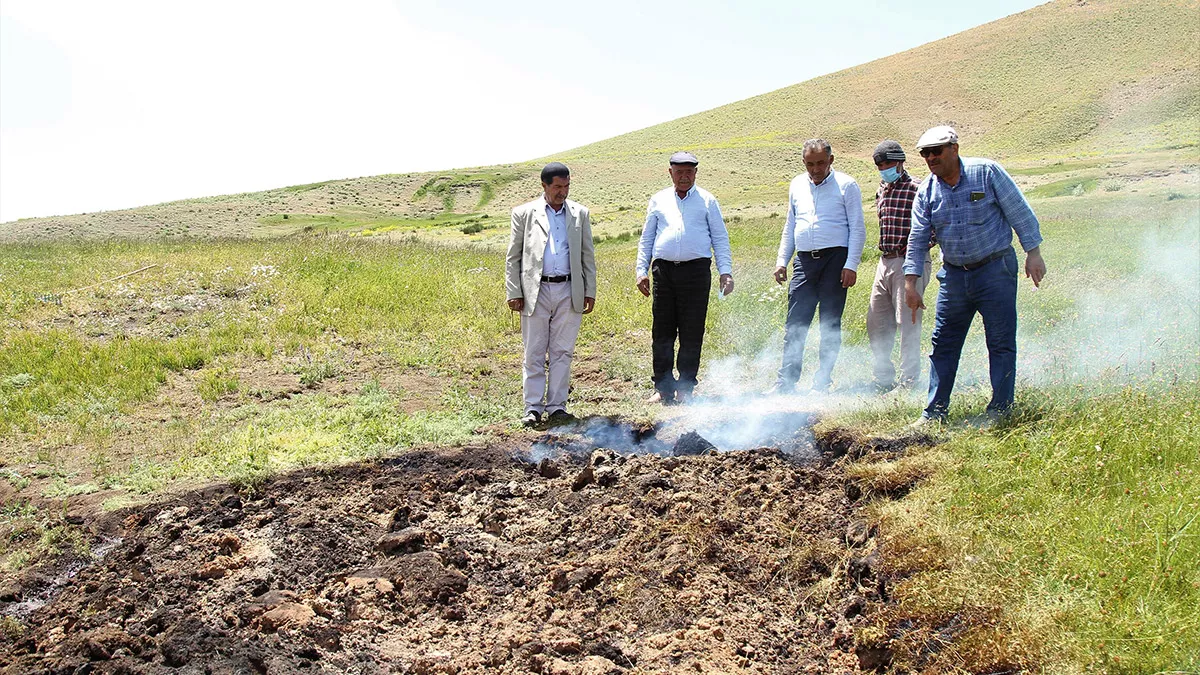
[[521, 281, 583, 414], [867, 254, 930, 387]]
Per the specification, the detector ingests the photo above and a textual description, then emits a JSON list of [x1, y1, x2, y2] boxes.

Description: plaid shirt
[[874, 171, 925, 256], [905, 157, 1042, 275]]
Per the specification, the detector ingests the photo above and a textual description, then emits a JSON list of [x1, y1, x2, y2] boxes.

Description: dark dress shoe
[[547, 409, 575, 423]]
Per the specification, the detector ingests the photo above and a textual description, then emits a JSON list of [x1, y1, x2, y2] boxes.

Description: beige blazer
[[505, 197, 596, 316]]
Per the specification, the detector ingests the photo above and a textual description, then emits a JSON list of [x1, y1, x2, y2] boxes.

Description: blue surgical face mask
[[879, 166, 902, 183]]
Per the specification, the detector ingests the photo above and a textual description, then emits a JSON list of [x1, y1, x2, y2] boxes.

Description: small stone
[[216, 532, 242, 555], [258, 602, 316, 632], [538, 458, 562, 479], [843, 595, 866, 618], [388, 505, 412, 531], [849, 552, 881, 582], [672, 431, 716, 456], [577, 655, 623, 675], [566, 566, 604, 592], [376, 528, 427, 555], [595, 466, 619, 487], [571, 466, 595, 492], [195, 556, 241, 580], [637, 473, 674, 492], [845, 520, 872, 547], [856, 642, 894, 671]]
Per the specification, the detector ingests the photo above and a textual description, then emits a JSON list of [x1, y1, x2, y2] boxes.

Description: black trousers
[[777, 246, 849, 390], [651, 258, 711, 396]]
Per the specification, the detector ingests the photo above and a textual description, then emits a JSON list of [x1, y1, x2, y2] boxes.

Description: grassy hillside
[[2, 0, 1196, 242]]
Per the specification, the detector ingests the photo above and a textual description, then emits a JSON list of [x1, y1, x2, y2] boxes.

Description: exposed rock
[[672, 431, 716, 456], [258, 602, 316, 632], [637, 473, 674, 492], [595, 466, 619, 487], [538, 458, 562, 478], [571, 466, 595, 491], [377, 527, 428, 555], [566, 566, 604, 592]]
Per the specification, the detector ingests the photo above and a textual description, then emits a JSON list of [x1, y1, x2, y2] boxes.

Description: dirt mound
[[2, 423, 909, 674]]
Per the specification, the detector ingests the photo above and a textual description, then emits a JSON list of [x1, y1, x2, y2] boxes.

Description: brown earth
[[0, 421, 936, 674]]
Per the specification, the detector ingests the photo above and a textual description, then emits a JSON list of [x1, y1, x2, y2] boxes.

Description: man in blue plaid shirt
[[904, 126, 1047, 425]]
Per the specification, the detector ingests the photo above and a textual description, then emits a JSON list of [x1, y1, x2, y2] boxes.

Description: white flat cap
[[916, 125, 959, 149]]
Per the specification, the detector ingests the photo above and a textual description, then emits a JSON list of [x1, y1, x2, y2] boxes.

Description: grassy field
[[2, 177, 1198, 670]]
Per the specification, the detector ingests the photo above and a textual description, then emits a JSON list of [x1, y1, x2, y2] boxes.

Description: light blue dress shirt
[[775, 170, 866, 271], [636, 185, 733, 277], [541, 199, 570, 276], [904, 157, 1042, 275]]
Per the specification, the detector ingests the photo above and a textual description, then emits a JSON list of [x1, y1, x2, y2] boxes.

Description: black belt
[[541, 274, 570, 283], [881, 251, 905, 259], [652, 258, 709, 266], [944, 248, 1009, 271], [796, 246, 845, 260]]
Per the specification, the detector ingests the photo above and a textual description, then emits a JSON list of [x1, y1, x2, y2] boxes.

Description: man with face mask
[[867, 140, 932, 392], [771, 139, 866, 394]]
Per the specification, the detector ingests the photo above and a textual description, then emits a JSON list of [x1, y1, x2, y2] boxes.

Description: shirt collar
[[808, 171, 833, 187], [674, 185, 697, 200], [543, 197, 566, 215]]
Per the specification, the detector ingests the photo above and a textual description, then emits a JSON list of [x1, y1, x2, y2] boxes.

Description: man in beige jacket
[[506, 162, 596, 427]]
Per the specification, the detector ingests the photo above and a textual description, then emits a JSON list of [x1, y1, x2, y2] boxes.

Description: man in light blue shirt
[[904, 125, 1047, 425], [771, 139, 866, 393], [636, 151, 735, 404]]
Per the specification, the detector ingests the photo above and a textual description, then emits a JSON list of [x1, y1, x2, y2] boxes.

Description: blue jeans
[[926, 247, 1018, 419], [777, 247, 849, 391]]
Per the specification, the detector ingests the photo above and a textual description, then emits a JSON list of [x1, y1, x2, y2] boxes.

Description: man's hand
[[583, 297, 595, 314], [719, 274, 734, 296], [773, 266, 787, 285], [507, 298, 524, 312], [841, 269, 857, 289], [1025, 247, 1046, 288], [636, 275, 651, 297], [904, 275, 925, 324]]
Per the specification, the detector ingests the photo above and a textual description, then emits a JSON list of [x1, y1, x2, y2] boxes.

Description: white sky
[[0, 0, 1045, 223]]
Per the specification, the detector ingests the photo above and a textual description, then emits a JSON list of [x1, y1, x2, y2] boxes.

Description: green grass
[[1025, 176, 1100, 199], [0, 186, 1196, 673]]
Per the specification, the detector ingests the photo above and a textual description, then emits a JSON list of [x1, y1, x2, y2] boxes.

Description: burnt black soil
[[1, 422, 928, 674]]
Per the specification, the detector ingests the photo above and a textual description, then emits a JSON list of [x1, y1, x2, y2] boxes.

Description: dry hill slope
[[2, 0, 1195, 242]]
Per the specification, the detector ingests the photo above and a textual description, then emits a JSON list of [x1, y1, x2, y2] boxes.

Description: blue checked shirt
[[905, 157, 1043, 275]]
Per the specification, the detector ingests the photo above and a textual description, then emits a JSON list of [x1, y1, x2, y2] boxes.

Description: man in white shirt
[[506, 162, 597, 427], [772, 139, 866, 394], [636, 151, 735, 405]]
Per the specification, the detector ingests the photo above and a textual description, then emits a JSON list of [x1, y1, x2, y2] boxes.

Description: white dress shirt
[[636, 185, 733, 277], [776, 169, 866, 271], [542, 199, 571, 277]]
